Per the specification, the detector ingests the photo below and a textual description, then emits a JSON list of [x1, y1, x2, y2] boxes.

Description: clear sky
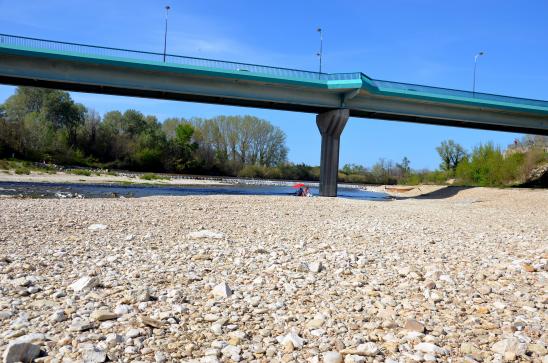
[[0, 0, 546, 170]]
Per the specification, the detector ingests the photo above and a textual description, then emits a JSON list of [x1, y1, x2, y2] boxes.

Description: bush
[[140, 173, 169, 180], [14, 167, 31, 175], [68, 169, 92, 176], [0, 159, 10, 170]]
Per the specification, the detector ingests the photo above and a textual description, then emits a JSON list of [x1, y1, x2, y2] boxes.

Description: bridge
[[1, 33, 547, 196]]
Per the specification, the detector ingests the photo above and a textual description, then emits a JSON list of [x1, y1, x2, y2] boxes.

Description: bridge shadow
[[397, 186, 474, 200]]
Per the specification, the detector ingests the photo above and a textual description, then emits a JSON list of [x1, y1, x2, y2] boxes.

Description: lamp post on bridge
[[473, 51, 484, 96], [163, 5, 171, 62], [316, 27, 323, 78]]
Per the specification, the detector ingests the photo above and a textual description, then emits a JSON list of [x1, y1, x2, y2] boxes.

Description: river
[[0, 181, 388, 200]]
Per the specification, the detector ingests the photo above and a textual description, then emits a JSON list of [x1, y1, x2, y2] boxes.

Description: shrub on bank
[[140, 173, 169, 180], [14, 167, 30, 175], [68, 169, 92, 176]]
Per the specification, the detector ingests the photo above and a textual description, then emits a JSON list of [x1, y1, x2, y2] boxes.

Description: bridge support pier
[[316, 109, 349, 197]]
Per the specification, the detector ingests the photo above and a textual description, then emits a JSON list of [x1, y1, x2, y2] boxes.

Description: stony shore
[[0, 188, 546, 362]]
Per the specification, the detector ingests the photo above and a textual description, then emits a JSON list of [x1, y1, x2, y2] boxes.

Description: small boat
[[385, 186, 414, 193]]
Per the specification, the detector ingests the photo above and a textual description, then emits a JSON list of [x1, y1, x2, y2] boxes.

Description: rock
[[88, 224, 107, 230], [415, 342, 447, 355], [188, 230, 224, 239], [141, 316, 164, 328], [356, 342, 379, 356], [221, 345, 241, 357], [125, 288, 151, 303], [322, 351, 343, 363], [527, 343, 546, 356], [126, 328, 141, 338], [491, 338, 526, 357], [69, 317, 92, 332], [280, 331, 305, 349], [344, 355, 365, 363], [2, 341, 41, 363], [154, 351, 167, 363], [90, 310, 118, 321], [309, 261, 323, 273], [306, 318, 325, 329], [13, 333, 46, 344], [114, 304, 131, 315], [522, 263, 536, 272], [69, 276, 99, 292], [404, 318, 425, 333], [211, 282, 233, 298], [81, 345, 107, 362]]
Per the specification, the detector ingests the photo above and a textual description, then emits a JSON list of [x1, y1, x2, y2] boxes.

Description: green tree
[[436, 140, 467, 174]]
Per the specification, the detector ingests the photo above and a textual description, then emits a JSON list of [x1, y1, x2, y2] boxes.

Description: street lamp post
[[473, 51, 484, 96], [163, 5, 171, 62], [316, 27, 323, 77]]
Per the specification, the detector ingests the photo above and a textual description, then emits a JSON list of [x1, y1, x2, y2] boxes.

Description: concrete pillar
[[316, 109, 349, 197]]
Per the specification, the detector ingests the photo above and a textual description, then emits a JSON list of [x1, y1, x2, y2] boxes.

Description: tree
[[396, 156, 411, 176], [436, 140, 467, 173]]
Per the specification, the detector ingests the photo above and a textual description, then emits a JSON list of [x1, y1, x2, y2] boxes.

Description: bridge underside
[[0, 44, 547, 196], [2, 74, 546, 135]]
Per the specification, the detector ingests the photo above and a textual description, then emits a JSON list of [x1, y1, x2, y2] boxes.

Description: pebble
[[404, 318, 425, 333], [188, 230, 225, 239], [88, 223, 107, 230], [80, 345, 107, 362], [90, 310, 118, 321], [69, 276, 99, 292], [211, 282, 233, 298], [323, 351, 343, 363], [280, 331, 305, 349], [2, 341, 41, 363]]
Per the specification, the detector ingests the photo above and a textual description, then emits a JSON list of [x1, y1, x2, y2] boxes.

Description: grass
[[14, 167, 31, 175], [140, 173, 170, 181], [68, 169, 92, 176]]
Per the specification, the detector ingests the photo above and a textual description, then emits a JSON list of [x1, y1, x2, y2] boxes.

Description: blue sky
[[0, 0, 547, 169]]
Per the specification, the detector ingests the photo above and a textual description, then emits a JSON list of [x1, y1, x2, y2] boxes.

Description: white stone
[[309, 261, 323, 273], [491, 338, 526, 356], [322, 351, 343, 363], [344, 355, 366, 363], [212, 282, 233, 298], [88, 224, 107, 230], [188, 230, 224, 239], [2, 342, 41, 363], [69, 276, 99, 292], [154, 351, 167, 363], [49, 309, 66, 322], [415, 342, 447, 355], [81, 346, 107, 362], [126, 328, 141, 338], [280, 331, 304, 349], [114, 304, 131, 315], [221, 345, 241, 357], [356, 342, 379, 356]]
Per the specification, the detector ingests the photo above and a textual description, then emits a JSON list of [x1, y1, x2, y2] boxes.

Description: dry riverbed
[[0, 188, 546, 362]]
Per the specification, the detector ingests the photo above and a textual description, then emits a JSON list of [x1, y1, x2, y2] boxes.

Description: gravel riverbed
[[0, 188, 546, 362]]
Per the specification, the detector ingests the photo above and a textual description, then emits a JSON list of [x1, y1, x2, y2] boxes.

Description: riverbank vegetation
[[1, 86, 546, 187]]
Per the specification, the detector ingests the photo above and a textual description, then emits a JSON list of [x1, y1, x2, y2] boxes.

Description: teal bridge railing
[[1, 33, 547, 110]]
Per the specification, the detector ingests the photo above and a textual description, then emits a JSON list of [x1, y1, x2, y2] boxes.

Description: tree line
[[0, 87, 288, 175], [1, 86, 546, 186]]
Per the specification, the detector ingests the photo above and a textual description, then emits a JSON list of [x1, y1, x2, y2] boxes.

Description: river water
[[0, 181, 388, 201]]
